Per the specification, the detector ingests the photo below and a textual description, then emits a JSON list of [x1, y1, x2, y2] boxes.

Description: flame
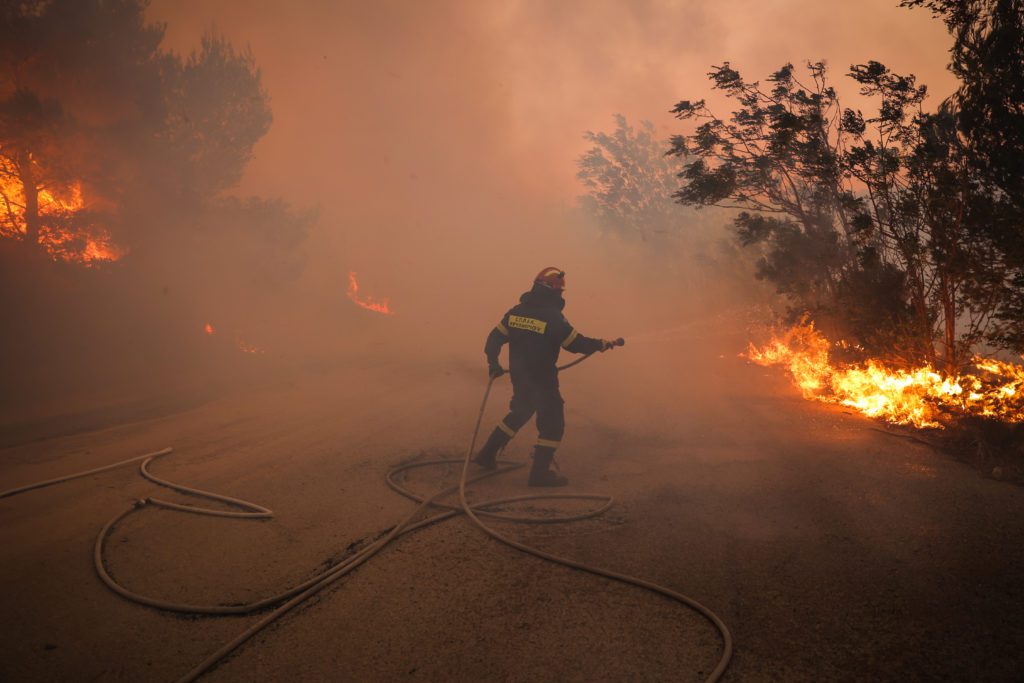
[[747, 319, 1024, 428], [204, 323, 215, 335], [346, 271, 394, 315], [0, 175, 124, 265]]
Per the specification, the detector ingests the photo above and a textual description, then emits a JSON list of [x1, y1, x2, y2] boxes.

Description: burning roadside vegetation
[[657, 9, 1024, 488], [748, 319, 1024, 483], [0, 3, 317, 420]]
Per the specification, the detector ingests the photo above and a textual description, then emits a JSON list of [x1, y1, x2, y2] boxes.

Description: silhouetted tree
[[669, 59, 1017, 370], [905, 1, 1024, 209], [668, 62, 918, 360], [842, 61, 1006, 369], [904, 0, 1024, 352]]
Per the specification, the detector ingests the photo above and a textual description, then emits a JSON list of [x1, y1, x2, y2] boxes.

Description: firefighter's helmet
[[534, 267, 566, 291]]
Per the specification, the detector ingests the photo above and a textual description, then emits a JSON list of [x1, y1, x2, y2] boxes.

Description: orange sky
[[148, 0, 956, 210]]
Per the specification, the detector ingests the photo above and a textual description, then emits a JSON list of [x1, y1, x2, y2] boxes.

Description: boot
[[472, 428, 510, 470], [528, 446, 568, 487]]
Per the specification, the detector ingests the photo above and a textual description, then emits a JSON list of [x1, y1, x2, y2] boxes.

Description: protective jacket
[[484, 284, 604, 384]]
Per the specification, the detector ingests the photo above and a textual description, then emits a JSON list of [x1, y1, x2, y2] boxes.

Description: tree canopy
[[0, 0, 276, 263], [668, 44, 1023, 370]]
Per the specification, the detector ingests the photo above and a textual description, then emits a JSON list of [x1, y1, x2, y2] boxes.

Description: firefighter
[[473, 267, 618, 487]]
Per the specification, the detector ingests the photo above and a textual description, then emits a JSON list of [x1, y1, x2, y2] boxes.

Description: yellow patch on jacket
[[507, 315, 547, 334]]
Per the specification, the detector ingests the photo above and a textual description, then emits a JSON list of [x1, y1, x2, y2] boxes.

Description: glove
[[600, 339, 616, 351], [488, 365, 506, 379]]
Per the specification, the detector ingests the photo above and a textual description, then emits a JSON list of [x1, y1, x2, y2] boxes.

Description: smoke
[[1, 0, 957, 431], [146, 0, 954, 339]]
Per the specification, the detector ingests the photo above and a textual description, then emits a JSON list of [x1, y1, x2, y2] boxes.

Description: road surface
[[2, 339, 1022, 681]]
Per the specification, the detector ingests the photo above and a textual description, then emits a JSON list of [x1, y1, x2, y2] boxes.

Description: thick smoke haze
[[2, 1, 957, 423], [143, 0, 956, 361], [151, 0, 956, 204]]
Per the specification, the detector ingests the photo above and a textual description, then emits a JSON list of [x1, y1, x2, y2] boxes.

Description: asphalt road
[[2, 341, 1022, 681]]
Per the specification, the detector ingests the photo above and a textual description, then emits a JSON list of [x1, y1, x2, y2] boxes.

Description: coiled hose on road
[[1, 353, 733, 682]]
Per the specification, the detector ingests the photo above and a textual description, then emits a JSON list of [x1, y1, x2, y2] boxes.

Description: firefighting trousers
[[496, 375, 565, 449]]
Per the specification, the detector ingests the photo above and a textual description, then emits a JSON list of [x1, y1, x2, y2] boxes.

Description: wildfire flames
[[0, 176, 123, 265], [347, 271, 394, 315], [747, 320, 1024, 429]]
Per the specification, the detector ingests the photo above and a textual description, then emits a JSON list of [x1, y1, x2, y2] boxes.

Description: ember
[[747, 320, 1024, 429], [236, 339, 265, 354], [346, 271, 394, 315]]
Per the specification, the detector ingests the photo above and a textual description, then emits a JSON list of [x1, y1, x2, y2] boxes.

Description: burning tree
[[0, 0, 166, 262], [0, 1, 276, 265], [668, 56, 1021, 372], [0, 1, 309, 412]]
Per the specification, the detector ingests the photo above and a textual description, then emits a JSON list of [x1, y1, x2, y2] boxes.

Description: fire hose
[[1, 343, 733, 682]]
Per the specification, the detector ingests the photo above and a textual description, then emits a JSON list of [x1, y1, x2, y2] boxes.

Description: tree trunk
[[907, 264, 935, 366], [939, 275, 958, 374], [17, 151, 41, 248], [939, 185, 966, 375]]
